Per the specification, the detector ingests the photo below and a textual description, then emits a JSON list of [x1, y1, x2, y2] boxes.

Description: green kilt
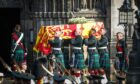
[[14, 49, 24, 64], [88, 49, 100, 69], [55, 53, 65, 68], [98, 49, 110, 69], [73, 52, 85, 70]]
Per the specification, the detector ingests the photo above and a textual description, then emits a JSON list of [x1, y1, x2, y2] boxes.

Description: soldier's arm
[[88, 37, 97, 45], [98, 36, 108, 46]]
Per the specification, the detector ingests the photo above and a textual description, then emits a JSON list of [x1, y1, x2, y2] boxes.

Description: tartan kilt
[[55, 53, 65, 68], [14, 49, 24, 64], [73, 52, 85, 70], [63, 48, 70, 69], [98, 49, 110, 69], [88, 49, 100, 69], [116, 53, 128, 72]]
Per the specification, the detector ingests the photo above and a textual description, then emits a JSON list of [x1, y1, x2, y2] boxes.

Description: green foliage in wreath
[[68, 17, 88, 24]]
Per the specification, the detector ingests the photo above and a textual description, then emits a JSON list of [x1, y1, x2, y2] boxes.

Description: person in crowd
[[11, 24, 27, 72], [48, 29, 67, 83], [84, 29, 100, 76], [115, 32, 129, 77], [71, 29, 86, 84], [48, 29, 65, 69], [97, 28, 110, 83]]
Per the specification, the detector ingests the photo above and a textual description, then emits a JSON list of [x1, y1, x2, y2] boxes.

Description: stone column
[[62, 0, 64, 12], [93, 0, 96, 9], [74, 0, 78, 11], [67, 0, 72, 11], [44, 0, 46, 12], [90, 0, 92, 9], [64, 0, 68, 12], [53, 0, 55, 12]]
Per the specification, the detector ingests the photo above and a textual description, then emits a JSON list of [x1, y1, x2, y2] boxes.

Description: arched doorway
[[0, 8, 20, 72]]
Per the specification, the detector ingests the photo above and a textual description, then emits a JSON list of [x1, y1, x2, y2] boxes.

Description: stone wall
[[110, 0, 138, 58], [111, 0, 137, 40]]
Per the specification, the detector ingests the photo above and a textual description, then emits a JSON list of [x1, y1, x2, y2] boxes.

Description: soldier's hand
[[11, 53, 14, 58], [24, 52, 27, 56]]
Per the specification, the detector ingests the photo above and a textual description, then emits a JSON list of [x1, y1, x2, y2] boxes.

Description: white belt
[[73, 47, 81, 49], [98, 46, 107, 49], [117, 52, 123, 54], [64, 46, 69, 48], [53, 48, 61, 50], [88, 47, 96, 50]]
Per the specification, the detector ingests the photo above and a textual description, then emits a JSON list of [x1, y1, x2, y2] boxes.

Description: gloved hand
[[24, 52, 27, 56], [11, 53, 14, 58], [24, 48, 28, 56], [59, 37, 62, 40]]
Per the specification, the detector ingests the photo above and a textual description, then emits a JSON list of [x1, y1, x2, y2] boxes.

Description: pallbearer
[[48, 29, 65, 68], [97, 28, 109, 83], [48, 29, 67, 84], [84, 28, 103, 83], [71, 29, 86, 84], [62, 39, 71, 70], [84, 29, 100, 76]]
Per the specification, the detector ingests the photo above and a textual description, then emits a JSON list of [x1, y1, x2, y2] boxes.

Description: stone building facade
[[111, 0, 137, 39], [110, 0, 138, 57], [1, 0, 138, 71], [0, 0, 111, 71]]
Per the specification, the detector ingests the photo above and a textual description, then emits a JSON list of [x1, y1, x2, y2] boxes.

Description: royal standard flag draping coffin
[[33, 26, 54, 54], [33, 22, 104, 55], [33, 26, 47, 53]]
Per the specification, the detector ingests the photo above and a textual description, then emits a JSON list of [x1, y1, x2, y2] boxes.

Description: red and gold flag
[[33, 26, 46, 53], [33, 22, 105, 54]]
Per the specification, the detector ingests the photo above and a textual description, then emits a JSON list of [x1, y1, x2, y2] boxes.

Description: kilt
[[88, 49, 100, 69], [55, 53, 65, 68], [73, 52, 85, 70], [63, 48, 70, 69], [116, 53, 128, 72], [14, 49, 24, 64], [98, 49, 110, 69]]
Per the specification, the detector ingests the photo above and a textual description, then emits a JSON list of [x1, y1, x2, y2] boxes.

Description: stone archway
[[0, 8, 20, 72]]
